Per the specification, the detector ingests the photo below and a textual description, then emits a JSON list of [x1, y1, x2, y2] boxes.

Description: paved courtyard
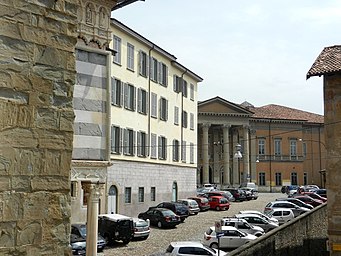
[[101, 192, 283, 256]]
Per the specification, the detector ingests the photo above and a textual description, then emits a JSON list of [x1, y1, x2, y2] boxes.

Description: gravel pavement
[[101, 192, 283, 256]]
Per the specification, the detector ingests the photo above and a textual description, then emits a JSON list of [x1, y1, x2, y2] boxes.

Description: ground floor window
[[138, 187, 144, 202], [259, 172, 265, 186], [291, 172, 298, 185], [275, 172, 282, 186], [125, 187, 132, 203], [304, 172, 308, 185], [151, 187, 156, 201]]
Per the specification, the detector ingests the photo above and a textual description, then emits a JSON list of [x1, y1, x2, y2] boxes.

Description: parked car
[[239, 182, 258, 191], [177, 199, 200, 215], [188, 196, 210, 211], [201, 191, 235, 202], [234, 213, 279, 232], [266, 208, 295, 225], [315, 189, 327, 198], [224, 188, 246, 201], [264, 201, 311, 217], [240, 187, 258, 200], [301, 192, 327, 203], [71, 223, 106, 252], [208, 196, 230, 211], [291, 195, 324, 207], [276, 197, 314, 210], [203, 226, 257, 249], [98, 214, 134, 245], [239, 210, 279, 225], [221, 217, 264, 237], [155, 202, 189, 222], [165, 241, 227, 256], [281, 185, 299, 195], [138, 207, 180, 228], [132, 218, 150, 239], [70, 234, 86, 256]]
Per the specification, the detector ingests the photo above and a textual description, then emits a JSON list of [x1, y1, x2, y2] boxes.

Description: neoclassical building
[[197, 97, 325, 192]]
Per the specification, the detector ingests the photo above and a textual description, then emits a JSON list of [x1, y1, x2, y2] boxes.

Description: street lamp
[[234, 143, 243, 184]]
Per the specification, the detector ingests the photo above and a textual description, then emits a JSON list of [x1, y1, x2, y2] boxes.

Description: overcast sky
[[113, 0, 341, 115]]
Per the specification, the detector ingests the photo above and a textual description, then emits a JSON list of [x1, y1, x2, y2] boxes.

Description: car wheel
[[104, 234, 112, 245], [142, 235, 149, 240], [216, 206, 220, 211], [157, 221, 162, 228], [255, 233, 263, 237], [210, 243, 219, 249], [122, 238, 130, 244]]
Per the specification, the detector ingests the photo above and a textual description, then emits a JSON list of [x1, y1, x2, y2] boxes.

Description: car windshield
[[78, 226, 87, 237], [203, 244, 216, 254], [162, 210, 175, 216], [220, 198, 228, 203]]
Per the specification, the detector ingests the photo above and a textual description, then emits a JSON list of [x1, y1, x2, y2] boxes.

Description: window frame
[[123, 128, 135, 156], [258, 138, 266, 155], [124, 83, 136, 111], [111, 125, 122, 154], [259, 172, 266, 186], [113, 35, 121, 65], [158, 136, 167, 160], [137, 131, 147, 157], [159, 97, 168, 121], [111, 77, 123, 107], [138, 187, 144, 203], [125, 187, 132, 203], [137, 87, 148, 115]]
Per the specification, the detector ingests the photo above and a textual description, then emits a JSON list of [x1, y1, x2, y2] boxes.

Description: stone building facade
[[307, 45, 341, 255], [197, 96, 325, 192]]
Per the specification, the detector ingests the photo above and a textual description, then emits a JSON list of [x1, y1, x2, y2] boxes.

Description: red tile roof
[[307, 45, 341, 79], [246, 104, 324, 124]]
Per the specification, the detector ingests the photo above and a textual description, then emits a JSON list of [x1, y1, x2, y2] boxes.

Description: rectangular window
[[291, 172, 298, 185], [290, 139, 297, 158], [190, 143, 194, 164], [150, 133, 157, 159], [139, 50, 148, 77], [173, 75, 181, 93], [181, 140, 186, 162], [123, 128, 135, 155], [158, 136, 167, 160], [274, 139, 281, 156], [173, 139, 180, 161], [159, 62, 168, 86], [258, 139, 265, 155], [259, 172, 265, 186], [182, 111, 188, 128], [303, 142, 307, 158], [150, 57, 158, 82], [190, 83, 194, 101], [82, 181, 90, 206], [113, 36, 121, 65], [174, 106, 179, 125], [137, 88, 148, 115], [125, 187, 131, 203], [304, 172, 308, 185], [151, 187, 156, 201], [137, 131, 147, 157], [151, 93, 157, 118], [138, 187, 144, 203], [275, 172, 282, 186], [124, 83, 136, 111], [71, 181, 77, 197], [182, 79, 188, 97], [127, 43, 134, 71], [190, 113, 194, 130], [159, 97, 168, 121], [111, 125, 121, 154], [111, 77, 123, 107]]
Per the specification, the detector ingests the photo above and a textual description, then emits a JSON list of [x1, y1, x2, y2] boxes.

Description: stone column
[[82, 181, 104, 256], [232, 128, 240, 186], [202, 123, 210, 184], [250, 128, 257, 183], [213, 131, 220, 185], [223, 124, 231, 186], [243, 125, 250, 183]]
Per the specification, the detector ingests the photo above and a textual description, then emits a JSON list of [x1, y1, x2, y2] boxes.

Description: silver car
[[234, 213, 279, 232], [177, 199, 200, 215], [264, 201, 311, 217], [133, 218, 150, 239]]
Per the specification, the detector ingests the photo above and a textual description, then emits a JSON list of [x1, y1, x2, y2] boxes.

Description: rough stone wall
[[324, 74, 341, 254], [0, 1, 78, 255], [229, 204, 328, 256]]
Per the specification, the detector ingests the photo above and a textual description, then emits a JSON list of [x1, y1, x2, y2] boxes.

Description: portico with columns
[[197, 97, 255, 188]]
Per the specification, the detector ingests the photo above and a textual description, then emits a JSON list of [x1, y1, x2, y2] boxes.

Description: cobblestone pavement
[[101, 192, 283, 256]]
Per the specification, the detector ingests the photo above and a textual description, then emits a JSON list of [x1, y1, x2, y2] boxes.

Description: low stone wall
[[229, 203, 328, 256]]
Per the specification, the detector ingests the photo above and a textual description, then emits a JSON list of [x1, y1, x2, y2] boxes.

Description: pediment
[[198, 96, 253, 115]]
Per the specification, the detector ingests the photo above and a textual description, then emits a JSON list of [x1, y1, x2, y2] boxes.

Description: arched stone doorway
[[108, 185, 118, 214], [172, 181, 178, 201]]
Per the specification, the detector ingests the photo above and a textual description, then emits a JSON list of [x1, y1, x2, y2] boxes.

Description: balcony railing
[[258, 154, 304, 162]]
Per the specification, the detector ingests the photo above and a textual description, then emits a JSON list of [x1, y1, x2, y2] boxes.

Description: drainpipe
[[269, 119, 272, 192], [148, 45, 155, 156]]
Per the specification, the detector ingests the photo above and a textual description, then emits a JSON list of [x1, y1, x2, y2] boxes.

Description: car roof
[[271, 201, 295, 205], [98, 213, 132, 221], [210, 225, 239, 231], [270, 208, 294, 212], [170, 241, 204, 247], [235, 213, 263, 218], [240, 210, 262, 214]]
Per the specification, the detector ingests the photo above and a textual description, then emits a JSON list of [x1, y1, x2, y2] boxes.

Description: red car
[[301, 192, 327, 203], [208, 195, 230, 211], [188, 196, 210, 211], [292, 195, 323, 207]]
